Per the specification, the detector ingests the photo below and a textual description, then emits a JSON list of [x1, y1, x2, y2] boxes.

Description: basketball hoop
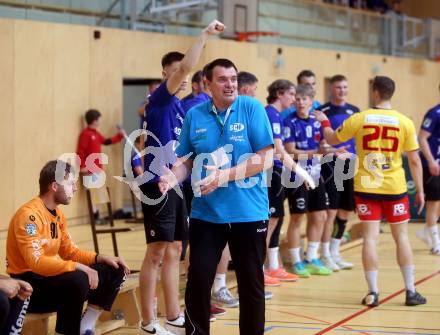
[[236, 31, 280, 42]]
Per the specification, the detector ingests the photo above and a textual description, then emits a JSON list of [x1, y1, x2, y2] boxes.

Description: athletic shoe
[[304, 259, 332, 275], [264, 291, 273, 300], [320, 256, 340, 272], [405, 290, 427, 306], [264, 274, 281, 287], [210, 304, 226, 317], [165, 314, 185, 335], [265, 268, 299, 282], [361, 292, 379, 307], [430, 244, 440, 255], [333, 255, 354, 270], [211, 287, 239, 308], [289, 262, 311, 278], [139, 320, 176, 335], [209, 314, 216, 322], [416, 228, 433, 249]]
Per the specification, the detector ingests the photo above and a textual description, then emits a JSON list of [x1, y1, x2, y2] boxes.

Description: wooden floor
[[1, 221, 440, 335]]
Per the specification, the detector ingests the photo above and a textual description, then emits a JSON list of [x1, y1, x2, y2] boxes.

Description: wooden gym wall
[[0, 18, 439, 230]]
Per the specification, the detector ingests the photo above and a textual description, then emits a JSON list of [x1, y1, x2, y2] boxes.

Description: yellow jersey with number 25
[[335, 108, 419, 196]]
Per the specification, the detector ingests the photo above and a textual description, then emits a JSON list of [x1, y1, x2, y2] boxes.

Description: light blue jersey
[[176, 95, 274, 223]]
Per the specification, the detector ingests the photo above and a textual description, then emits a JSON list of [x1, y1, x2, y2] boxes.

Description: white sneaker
[[430, 244, 440, 256], [416, 228, 433, 249], [165, 314, 185, 335], [320, 256, 340, 272], [333, 255, 353, 270], [211, 287, 239, 308], [139, 320, 176, 335]]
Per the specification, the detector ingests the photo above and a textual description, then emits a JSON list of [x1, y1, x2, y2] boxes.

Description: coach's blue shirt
[[316, 102, 359, 154], [283, 112, 322, 181], [280, 100, 321, 121], [141, 81, 185, 183], [176, 95, 274, 223], [265, 105, 283, 168], [181, 92, 211, 114], [420, 104, 440, 166]]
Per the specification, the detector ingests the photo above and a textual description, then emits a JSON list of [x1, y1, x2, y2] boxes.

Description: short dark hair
[[85, 109, 101, 125], [266, 79, 295, 104], [191, 70, 203, 84], [39, 160, 72, 195], [204, 58, 238, 81], [330, 74, 347, 84], [295, 84, 315, 99], [237, 71, 258, 90], [372, 76, 395, 100], [161, 51, 184, 69], [297, 70, 315, 84]]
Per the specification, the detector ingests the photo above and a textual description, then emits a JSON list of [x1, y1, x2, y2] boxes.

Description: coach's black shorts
[[268, 166, 285, 218], [423, 166, 440, 201], [322, 158, 355, 211], [287, 180, 329, 214], [140, 182, 188, 244]]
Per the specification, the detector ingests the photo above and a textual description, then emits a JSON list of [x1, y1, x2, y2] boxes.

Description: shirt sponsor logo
[[196, 128, 207, 134], [365, 114, 399, 126], [273, 123, 281, 135], [229, 123, 245, 132], [230, 135, 245, 142], [422, 118, 432, 128], [25, 223, 37, 236]]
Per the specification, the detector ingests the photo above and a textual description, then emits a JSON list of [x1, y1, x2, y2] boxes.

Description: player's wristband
[[321, 120, 331, 129]]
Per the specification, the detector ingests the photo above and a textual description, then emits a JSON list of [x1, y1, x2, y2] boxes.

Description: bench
[[22, 275, 141, 335]]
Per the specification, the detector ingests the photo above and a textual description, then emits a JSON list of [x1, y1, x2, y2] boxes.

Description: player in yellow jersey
[[6, 160, 130, 335], [315, 76, 427, 307]]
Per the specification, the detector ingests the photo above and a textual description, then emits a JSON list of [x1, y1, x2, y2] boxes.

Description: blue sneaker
[[289, 262, 311, 278]]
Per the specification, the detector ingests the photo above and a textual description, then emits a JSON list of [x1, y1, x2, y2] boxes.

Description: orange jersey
[[6, 197, 96, 276]]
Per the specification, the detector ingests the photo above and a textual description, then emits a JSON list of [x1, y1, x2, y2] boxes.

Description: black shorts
[[268, 166, 285, 218], [287, 180, 329, 214], [322, 158, 356, 211], [423, 166, 440, 201], [140, 182, 189, 244]]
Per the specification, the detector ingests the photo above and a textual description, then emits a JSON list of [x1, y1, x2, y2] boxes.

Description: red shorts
[[355, 195, 410, 224]]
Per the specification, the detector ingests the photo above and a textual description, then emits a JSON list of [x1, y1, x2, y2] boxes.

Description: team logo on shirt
[[25, 223, 37, 236], [229, 123, 245, 132], [423, 118, 432, 128], [29, 215, 35, 222], [346, 109, 354, 115]]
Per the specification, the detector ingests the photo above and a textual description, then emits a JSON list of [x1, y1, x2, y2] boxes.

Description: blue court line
[[224, 323, 440, 335]]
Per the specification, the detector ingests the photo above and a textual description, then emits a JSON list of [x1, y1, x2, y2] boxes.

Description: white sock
[[268, 247, 279, 270], [321, 242, 331, 258], [288, 247, 302, 264], [428, 225, 440, 247], [80, 306, 102, 334], [330, 238, 341, 257], [364, 270, 379, 293], [213, 273, 226, 293], [306, 241, 320, 262], [400, 265, 415, 292]]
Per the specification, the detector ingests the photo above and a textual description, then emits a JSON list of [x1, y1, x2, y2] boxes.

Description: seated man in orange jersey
[[6, 160, 130, 335]]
